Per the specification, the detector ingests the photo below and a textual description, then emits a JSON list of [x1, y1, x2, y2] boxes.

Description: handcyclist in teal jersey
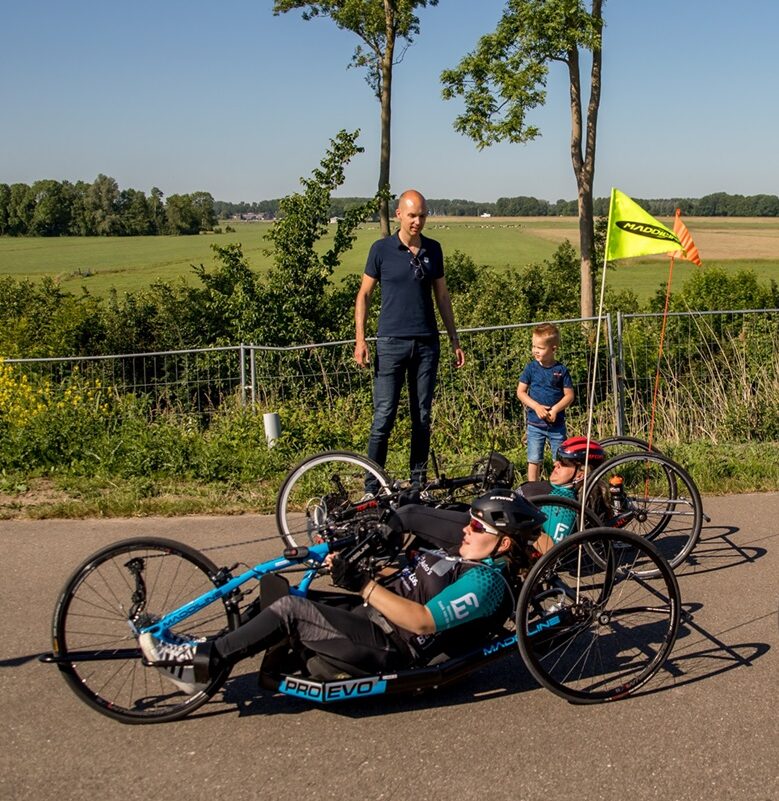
[[390, 437, 608, 557], [139, 492, 548, 693], [518, 436, 607, 550]]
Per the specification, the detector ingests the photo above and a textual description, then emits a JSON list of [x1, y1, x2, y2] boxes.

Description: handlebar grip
[[282, 546, 310, 560], [327, 534, 358, 553]]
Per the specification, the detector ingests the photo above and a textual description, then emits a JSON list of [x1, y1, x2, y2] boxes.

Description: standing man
[[354, 189, 466, 492]]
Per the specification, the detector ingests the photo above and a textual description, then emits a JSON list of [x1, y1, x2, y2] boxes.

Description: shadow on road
[[676, 523, 767, 577], [176, 603, 773, 722]]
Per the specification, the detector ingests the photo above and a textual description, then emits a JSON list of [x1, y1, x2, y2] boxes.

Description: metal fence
[[614, 307, 779, 443], [4, 308, 777, 453]]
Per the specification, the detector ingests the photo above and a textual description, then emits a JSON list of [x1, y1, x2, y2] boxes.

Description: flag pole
[[647, 254, 676, 452], [578, 188, 616, 535]]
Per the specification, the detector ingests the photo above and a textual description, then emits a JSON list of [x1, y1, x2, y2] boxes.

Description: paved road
[[1, 494, 778, 801]]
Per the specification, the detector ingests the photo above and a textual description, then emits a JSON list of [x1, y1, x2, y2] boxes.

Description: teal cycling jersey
[[388, 550, 506, 633], [425, 560, 505, 631], [542, 484, 578, 544]]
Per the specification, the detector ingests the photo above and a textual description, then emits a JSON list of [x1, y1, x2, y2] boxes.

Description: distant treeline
[[0, 175, 217, 237], [3, 176, 779, 238], [218, 191, 779, 220]]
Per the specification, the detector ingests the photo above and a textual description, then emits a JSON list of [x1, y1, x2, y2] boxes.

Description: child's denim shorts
[[526, 423, 567, 464]]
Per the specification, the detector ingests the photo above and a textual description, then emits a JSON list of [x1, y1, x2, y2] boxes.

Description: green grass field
[[1, 216, 777, 303]]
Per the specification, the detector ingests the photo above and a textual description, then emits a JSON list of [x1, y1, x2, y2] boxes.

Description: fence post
[[614, 312, 626, 436], [249, 345, 257, 406], [239, 344, 247, 406]]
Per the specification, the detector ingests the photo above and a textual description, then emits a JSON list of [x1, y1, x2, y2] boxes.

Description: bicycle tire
[[582, 451, 703, 574], [275, 451, 393, 548], [600, 436, 662, 455], [516, 527, 680, 704], [52, 537, 240, 724]]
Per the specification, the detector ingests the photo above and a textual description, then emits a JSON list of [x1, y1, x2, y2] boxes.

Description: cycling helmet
[[556, 436, 606, 467], [470, 491, 547, 539]]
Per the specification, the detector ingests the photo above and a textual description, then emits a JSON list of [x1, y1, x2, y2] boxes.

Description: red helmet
[[556, 436, 606, 468]]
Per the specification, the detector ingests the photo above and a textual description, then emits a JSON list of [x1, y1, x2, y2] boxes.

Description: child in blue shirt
[[516, 323, 575, 481]]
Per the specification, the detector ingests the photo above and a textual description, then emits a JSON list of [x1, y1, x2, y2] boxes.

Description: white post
[[263, 412, 281, 448]]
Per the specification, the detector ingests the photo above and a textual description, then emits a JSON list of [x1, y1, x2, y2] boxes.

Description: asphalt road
[[1, 494, 778, 801]]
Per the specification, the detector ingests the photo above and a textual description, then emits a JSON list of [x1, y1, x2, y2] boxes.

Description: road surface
[[1, 493, 777, 801]]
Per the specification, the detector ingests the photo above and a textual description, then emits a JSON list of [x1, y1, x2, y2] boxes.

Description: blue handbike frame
[[42, 525, 680, 717], [137, 539, 559, 705]]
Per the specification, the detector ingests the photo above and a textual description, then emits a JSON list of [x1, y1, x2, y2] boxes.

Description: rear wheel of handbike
[[516, 528, 680, 704], [582, 451, 703, 574]]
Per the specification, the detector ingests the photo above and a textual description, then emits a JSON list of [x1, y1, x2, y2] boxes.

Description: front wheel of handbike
[[52, 537, 240, 724], [275, 451, 393, 548], [516, 528, 680, 704]]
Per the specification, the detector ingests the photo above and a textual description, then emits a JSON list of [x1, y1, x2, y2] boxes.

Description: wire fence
[[4, 308, 778, 454]]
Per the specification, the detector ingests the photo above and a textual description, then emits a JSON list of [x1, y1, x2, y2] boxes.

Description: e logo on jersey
[[450, 592, 480, 619]]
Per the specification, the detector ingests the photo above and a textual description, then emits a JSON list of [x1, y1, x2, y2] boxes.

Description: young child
[[516, 323, 575, 481]]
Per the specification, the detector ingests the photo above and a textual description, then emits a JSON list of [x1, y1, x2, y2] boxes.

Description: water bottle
[[609, 475, 625, 513]]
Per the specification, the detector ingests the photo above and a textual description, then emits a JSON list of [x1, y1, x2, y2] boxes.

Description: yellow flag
[[605, 188, 682, 261]]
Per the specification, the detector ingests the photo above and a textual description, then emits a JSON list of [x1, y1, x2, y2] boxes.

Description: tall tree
[[273, 0, 438, 237], [190, 191, 218, 232], [263, 129, 379, 343], [7, 183, 35, 236], [148, 187, 165, 234], [29, 179, 71, 236], [0, 184, 12, 235], [164, 194, 200, 235], [441, 0, 604, 317], [87, 174, 122, 235], [67, 181, 92, 235], [117, 188, 154, 235]]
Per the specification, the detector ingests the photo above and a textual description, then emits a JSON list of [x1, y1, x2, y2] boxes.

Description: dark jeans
[[367, 335, 440, 491]]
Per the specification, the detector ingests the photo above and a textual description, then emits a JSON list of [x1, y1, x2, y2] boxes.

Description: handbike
[[532, 435, 704, 574], [275, 449, 515, 548], [275, 445, 706, 577], [41, 509, 681, 724]]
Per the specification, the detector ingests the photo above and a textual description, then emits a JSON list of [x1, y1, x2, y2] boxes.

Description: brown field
[[430, 216, 779, 260]]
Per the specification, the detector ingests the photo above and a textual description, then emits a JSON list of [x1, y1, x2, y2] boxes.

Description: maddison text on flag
[[605, 188, 683, 261]]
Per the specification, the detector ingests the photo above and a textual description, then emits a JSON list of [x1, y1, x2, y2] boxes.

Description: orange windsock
[[671, 208, 702, 266]]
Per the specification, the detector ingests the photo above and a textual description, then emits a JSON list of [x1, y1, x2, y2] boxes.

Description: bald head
[[395, 189, 428, 244], [397, 189, 427, 211]]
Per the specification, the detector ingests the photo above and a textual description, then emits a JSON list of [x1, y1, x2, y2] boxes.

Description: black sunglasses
[[410, 254, 426, 281]]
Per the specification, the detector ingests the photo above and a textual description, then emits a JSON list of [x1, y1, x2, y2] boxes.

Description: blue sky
[[2, 0, 777, 203]]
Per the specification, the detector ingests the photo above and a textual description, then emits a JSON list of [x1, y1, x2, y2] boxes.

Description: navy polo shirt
[[365, 232, 444, 337], [518, 360, 573, 427]]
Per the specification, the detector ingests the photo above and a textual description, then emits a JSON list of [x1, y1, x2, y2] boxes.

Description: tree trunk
[[578, 190, 595, 318], [567, 0, 603, 319], [378, 0, 395, 237]]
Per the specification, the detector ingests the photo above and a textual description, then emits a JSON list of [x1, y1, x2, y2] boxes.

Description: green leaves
[[262, 129, 379, 344], [441, 0, 603, 148]]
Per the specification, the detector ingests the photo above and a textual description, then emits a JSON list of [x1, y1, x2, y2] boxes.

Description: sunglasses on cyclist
[[468, 514, 499, 535]]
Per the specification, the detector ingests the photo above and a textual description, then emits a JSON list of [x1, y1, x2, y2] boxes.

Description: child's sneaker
[[139, 632, 206, 695]]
